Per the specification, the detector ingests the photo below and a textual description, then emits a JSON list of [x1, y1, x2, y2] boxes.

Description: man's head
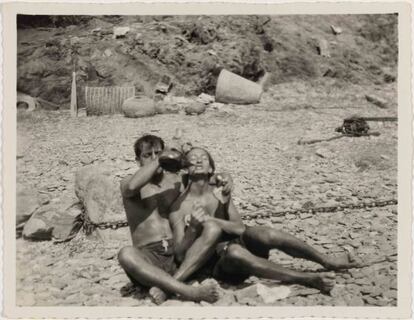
[[185, 147, 215, 177], [134, 135, 165, 166]]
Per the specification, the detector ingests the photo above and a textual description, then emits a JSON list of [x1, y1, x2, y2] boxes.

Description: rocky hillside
[[17, 14, 397, 109]]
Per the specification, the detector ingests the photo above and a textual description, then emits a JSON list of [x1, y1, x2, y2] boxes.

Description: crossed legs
[[174, 221, 222, 281], [118, 246, 219, 304], [141, 221, 222, 303]]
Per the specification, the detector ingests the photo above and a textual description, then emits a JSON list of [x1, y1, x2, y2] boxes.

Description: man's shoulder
[[120, 175, 132, 186], [120, 175, 132, 193]]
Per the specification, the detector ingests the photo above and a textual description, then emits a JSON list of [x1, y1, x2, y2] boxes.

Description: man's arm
[[120, 159, 160, 198], [208, 198, 245, 236]]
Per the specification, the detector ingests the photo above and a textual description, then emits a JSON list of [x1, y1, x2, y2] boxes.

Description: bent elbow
[[122, 182, 138, 198]]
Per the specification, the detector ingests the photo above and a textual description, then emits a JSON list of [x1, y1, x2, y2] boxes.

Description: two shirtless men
[[118, 134, 358, 304]]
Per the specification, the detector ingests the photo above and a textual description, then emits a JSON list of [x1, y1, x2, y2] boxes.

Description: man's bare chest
[[186, 192, 226, 218], [141, 181, 181, 214]]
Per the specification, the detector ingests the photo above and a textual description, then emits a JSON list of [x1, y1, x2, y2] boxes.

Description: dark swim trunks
[[197, 233, 270, 284], [139, 239, 177, 275], [191, 236, 247, 283]]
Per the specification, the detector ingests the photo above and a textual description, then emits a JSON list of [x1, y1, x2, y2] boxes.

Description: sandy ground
[[16, 79, 397, 306]]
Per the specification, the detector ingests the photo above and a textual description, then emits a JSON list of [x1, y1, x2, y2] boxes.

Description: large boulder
[[22, 196, 80, 241], [23, 217, 52, 240], [154, 101, 180, 115], [75, 165, 128, 242], [184, 101, 207, 115], [16, 185, 40, 226], [122, 96, 156, 118]]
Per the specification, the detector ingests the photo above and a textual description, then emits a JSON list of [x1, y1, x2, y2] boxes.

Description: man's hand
[[189, 201, 208, 231], [215, 172, 234, 195]]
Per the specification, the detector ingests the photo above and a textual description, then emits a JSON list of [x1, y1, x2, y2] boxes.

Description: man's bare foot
[[149, 287, 168, 305], [189, 280, 220, 303], [324, 251, 362, 270], [306, 272, 336, 294]]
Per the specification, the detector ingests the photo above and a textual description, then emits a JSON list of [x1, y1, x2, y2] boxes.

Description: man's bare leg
[[150, 221, 222, 303], [215, 244, 336, 293], [242, 226, 361, 270], [174, 221, 222, 281], [150, 222, 221, 302], [118, 246, 219, 304]]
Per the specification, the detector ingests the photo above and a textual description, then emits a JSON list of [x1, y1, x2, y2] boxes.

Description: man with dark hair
[[133, 134, 165, 159], [170, 147, 361, 294], [118, 135, 232, 304]]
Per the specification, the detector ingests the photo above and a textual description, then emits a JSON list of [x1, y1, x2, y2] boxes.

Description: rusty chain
[[241, 198, 397, 220], [74, 198, 397, 232]]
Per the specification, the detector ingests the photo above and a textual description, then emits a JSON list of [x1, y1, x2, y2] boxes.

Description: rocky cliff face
[[17, 14, 397, 109]]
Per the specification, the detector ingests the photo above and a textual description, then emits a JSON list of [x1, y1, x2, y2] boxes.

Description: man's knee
[[118, 246, 137, 269], [202, 220, 222, 242], [224, 244, 247, 262]]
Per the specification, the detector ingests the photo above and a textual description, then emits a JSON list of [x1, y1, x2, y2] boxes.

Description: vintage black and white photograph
[[3, 1, 411, 317]]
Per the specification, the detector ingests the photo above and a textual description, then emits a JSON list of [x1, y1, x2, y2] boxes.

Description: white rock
[[234, 283, 291, 304], [113, 27, 130, 39], [103, 49, 112, 57], [23, 218, 52, 240], [330, 25, 343, 35], [196, 93, 215, 104]]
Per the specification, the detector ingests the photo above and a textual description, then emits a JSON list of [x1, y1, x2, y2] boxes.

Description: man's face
[[138, 142, 163, 166], [186, 148, 212, 176]]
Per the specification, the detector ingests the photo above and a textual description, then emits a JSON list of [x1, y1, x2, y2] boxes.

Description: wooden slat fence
[[85, 86, 135, 115]]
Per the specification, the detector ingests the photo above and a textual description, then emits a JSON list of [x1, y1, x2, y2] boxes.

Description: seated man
[[170, 147, 361, 293], [118, 135, 233, 304]]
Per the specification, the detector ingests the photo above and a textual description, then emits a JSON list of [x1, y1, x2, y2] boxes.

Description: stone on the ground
[[234, 283, 290, 305], [185, 102, 207, 115], [69, 36, 80, 46], [16, 185, 40, 226], [365, 94, 388, 108], [22, 196, 79, 241], [382, 68, 396, 83], [155, 75, 172, 94], [256, 283, 291, 303], [103, 49, 112, 57], [196, 93, 215, 104], [315, 148, 331, 159], [113, 27, 130, 39], [210, 102, 225, 110], [23, 217, 53, 240], [317, 38, 331, 57], [122, 96, 156, 118], [154, 101, 180, 114], [214, 289, 237, 306], [52, 202, 82, 240], [330, 25, 343, 35], [75, 165, 128, 241]]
